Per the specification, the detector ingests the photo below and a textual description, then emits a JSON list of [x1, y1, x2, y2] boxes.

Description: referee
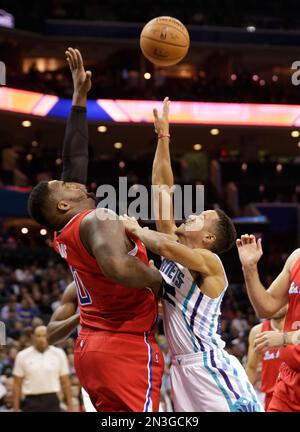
[[13, 326, 73, 412]]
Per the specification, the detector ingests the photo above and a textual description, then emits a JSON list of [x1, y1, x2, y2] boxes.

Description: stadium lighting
[[144, 72, 151, 80], [40, 229, 47, 236], [193, 144, 202, 151], [119, 161, 125, 168], [21, 227, 28, 234], [291, 130, 300, 138], [97, 125, 107, 133], [22, 120, 31, 127], [114, 142, 123, 149], [210, 128, 220, 136]]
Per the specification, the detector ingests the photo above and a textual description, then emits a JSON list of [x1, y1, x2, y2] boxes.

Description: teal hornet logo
[[0, 61, 5, 85]]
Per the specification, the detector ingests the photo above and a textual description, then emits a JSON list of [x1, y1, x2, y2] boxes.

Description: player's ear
[[202, 233, 216, 247], [57, 200, 71, 212]]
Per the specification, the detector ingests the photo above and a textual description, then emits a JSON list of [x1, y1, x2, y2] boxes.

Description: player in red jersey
[[246, 306, 287, 410], [237, 235, 300, 412], [27, 48, 164, 412]]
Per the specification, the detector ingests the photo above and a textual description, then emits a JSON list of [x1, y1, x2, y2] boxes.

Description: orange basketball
[[140, 16, 190, 67]]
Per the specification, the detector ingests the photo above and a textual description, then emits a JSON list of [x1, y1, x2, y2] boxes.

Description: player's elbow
[[254, 306, 274, 319], [46, 323, 57, 345]]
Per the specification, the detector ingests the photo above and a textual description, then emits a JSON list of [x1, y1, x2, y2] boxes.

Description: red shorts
[[264, 392, 273, 411], [74, 329, 164, 412], [268, 363, 300, 412]]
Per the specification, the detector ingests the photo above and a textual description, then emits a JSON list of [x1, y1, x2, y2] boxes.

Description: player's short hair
[[212, 208, 237, 254], [27, 181, 54, 230]]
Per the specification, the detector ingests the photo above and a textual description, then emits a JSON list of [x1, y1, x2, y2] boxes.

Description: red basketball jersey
[[53, 209, 158, 334], [280, 256, 300, 372], [260, 320, 281, 394]]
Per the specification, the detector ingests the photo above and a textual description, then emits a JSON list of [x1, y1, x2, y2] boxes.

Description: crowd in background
[[2, 0, 299, 30], [4, 58, 298, 105]]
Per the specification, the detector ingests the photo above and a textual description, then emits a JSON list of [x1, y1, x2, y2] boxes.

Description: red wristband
[[158, 134, 170, 139]]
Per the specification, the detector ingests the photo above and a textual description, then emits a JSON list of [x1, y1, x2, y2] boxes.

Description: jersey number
[[71, 267, 92, 306]]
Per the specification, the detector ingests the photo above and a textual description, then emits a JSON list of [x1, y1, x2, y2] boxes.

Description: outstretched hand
[[153, 97, 170, 136], [236, 234, 263, 268], [254, 331, 284, 352], [66, 47, 92, 102]]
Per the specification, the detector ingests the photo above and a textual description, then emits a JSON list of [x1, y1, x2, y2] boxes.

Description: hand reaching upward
[[66, 47, 92, 106], [236, 234, 263, 268], [153, 97, 170, 136]]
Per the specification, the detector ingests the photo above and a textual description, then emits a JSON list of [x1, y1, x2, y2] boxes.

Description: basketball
[[140, 16, 190, 67]]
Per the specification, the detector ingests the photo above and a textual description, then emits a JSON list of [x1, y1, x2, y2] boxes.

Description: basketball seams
[[142, 24, 190, 46], [140, 35, 189, 49]]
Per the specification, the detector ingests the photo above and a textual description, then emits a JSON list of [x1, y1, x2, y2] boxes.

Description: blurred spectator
[[12, 326, 73, 412]]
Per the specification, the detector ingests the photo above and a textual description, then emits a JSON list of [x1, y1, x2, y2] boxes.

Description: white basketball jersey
[[160, 255, 228, 356]]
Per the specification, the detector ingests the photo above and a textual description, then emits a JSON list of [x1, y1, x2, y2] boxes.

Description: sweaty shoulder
[[249, 323, 263, 341], [286, 248, 300, 273], [80, 208, 121, 248], [195, 249, 224, 275]]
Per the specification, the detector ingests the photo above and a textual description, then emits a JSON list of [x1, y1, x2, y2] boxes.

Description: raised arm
[[237, 235, 299, 318], [61, 48, 92, 184], [47, 282, 79, 345], [152, 97, 177, 236], [80, 209, 162, 296]]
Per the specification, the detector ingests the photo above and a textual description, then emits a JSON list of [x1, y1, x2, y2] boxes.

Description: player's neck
[[271, 318, 285, 331]]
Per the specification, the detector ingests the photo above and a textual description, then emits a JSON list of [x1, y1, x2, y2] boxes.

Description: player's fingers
[[254, 341, 266, 352], [153, 108, 159, 120], [249, 234, 256, 243], [65, 51, 75, 70], [241, 234, 250, 245], [236, 239, 242, 248], [149, 259, 155, 267], [163, 97, 169, 115], [67, 48, 76, 69], [85, 70, 92, 81], [257, 238, 263, 253], [254, 334, 265, 344], [68, 47, 78, 68], [75, 48, 83, 68]]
